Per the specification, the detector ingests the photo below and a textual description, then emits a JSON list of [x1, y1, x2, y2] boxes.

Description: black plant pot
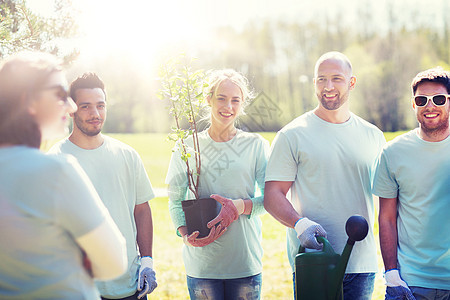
[[182, 197, 220, 238]]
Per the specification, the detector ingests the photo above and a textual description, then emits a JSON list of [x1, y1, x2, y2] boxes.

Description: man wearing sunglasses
[[374, 67, 450, 300]]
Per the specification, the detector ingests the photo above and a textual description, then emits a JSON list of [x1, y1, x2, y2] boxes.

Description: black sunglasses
[[413, 94, 449, 107], [40, 85, 70, 103]]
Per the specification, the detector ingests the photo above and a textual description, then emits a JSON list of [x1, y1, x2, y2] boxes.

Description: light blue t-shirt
[[0, 146, 108, 299], [49, 136, 155, 298], [373, 129, 450, 290], [166, 130, 269, 279], [265, 111, 386, 273]]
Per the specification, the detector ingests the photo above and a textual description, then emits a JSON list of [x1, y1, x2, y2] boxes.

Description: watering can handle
[[298, 236, 336, 254]]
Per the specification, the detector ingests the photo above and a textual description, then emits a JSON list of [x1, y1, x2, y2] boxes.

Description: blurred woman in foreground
[[0, 52, 127, 299]]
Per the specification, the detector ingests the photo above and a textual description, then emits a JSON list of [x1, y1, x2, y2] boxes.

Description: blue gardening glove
[[384, 269, 416, 300], [137, 257, 157, 299], [385, 286, 416, 300], [294, 217, 327, 250]]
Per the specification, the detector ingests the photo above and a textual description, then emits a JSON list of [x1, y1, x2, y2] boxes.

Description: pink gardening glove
[[208, 194, 239, 229], [184, 224, 226, 247]]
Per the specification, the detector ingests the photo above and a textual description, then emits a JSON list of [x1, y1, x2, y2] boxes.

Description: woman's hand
[[183, 224, 226, 247], [208, 194, 240, 228]]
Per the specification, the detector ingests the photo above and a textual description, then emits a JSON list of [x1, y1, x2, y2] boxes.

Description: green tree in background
[[5, 0, 448, 133], [192, 7, 450, 132], [0, 0, 78, 63]]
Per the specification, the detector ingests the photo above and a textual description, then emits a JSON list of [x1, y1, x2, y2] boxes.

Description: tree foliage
[[158, 55, 208, 199], [97, 8, 450, 133], [4, 1, 448, 133], [0, 0, 78, 63], [190, 8, 450, 132]]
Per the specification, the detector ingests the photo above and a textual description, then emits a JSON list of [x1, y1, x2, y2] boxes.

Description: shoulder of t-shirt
[[350, 113, 383, 133], [383, 129, 416, 151], [40, 151, 80, 178], [104, 135, 139, 155], [236, 129, 269, 145], [278, 111, 313, 134], [47, 137, 70, 154]]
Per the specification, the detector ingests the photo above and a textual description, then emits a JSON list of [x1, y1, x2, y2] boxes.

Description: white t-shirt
[[49, 136, 155, 298], [166, 130, 269, 279], [373, 129, 450, 289], [0, 146, 108, 299], [265, 111, 385, 273]]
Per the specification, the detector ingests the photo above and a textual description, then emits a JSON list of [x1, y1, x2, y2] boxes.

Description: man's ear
[[349, 76, 356, 90], [68, 98, 77, 117]]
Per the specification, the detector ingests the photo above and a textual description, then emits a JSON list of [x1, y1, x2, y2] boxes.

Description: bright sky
[[27, 0, 448, 68]]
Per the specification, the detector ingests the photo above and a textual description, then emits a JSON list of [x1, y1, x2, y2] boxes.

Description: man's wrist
[[294, 217, 315, 236], [141, 256, 153, 269], [294, 217, 304, 228], [384, 268, 398, 273], [384, 268, 409, 288]]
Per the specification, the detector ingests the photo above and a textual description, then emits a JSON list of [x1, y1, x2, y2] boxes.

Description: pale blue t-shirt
[[0, 146, 109, 299], [166, 130, 269, 279], [265, 111, 385, 273], [373, 129, 450, 290], [49, 136, 155, 298]]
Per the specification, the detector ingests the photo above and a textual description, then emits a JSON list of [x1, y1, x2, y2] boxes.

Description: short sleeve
[[250, 137, 270, 217], [165, 144, 190, 232], [165, 142, 189, 188], [256, 138, 270, 190], [265, 131, 298, 182], [373, 150, 399, 198]]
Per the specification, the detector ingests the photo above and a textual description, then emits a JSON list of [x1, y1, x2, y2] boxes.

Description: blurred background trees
[[0, 0, 78, 63], [1, 0, 450, 132]]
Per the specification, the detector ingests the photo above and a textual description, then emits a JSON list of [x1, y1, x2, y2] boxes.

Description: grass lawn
[[45, 131, 405, 299]]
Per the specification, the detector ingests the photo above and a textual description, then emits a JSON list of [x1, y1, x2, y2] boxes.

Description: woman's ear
[[27, 105, 37, 115], [25, 93, 38, 116]]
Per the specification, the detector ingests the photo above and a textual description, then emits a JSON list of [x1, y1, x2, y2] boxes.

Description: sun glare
[[72, 0, 208, 67]]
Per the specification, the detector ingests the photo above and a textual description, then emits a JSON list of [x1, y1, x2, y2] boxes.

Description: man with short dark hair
[[374, 67, 450, 300], [49, 72, 157, 300]]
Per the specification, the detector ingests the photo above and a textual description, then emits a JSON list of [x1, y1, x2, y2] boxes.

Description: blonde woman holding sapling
[[166, 69, 269, 300]]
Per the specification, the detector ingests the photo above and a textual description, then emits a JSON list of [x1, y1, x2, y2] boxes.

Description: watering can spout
[[295, 215, 369, 300], [330, 215, 369, 299]]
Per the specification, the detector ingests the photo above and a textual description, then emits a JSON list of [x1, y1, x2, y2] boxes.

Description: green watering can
[[295, 215, 369, 300]]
